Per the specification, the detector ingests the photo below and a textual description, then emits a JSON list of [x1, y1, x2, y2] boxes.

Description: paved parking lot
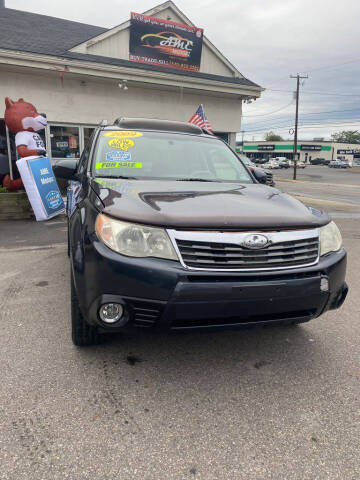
[[274, 164, 360, 186], [274, 165, 360, 217], [0, 181, 359, 479]]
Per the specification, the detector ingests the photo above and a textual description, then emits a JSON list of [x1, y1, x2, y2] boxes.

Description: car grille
[[175, 236, 319, 270], [265, 171, 273, 184]]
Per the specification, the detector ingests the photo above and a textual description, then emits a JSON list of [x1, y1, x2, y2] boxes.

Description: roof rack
[[114, 117, 202, 134]]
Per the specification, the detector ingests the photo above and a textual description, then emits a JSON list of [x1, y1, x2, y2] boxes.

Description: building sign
[[129, 12, 204, 72], [300, 144, 322, 151], [337, 149, 360, 154], [258, 145, 275, 151]]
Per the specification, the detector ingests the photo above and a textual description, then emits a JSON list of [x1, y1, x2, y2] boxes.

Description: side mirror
[[53, 159, 79, 180], [252, 168, 267, 184]]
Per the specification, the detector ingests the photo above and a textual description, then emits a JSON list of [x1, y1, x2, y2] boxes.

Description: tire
[[71, 272, 101, 346]]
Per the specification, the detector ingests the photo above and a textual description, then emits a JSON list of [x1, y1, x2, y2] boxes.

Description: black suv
[[54, 118, 348, 346]]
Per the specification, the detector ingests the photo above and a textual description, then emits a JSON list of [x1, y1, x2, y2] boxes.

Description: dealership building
[[237, 140, 360, 165], [0, 0, 261, 167]]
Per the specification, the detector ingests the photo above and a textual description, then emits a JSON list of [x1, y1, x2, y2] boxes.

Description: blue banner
[[28, 157, 65, 217]]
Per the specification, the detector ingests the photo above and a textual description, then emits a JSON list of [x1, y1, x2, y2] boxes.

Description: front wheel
[[71, 272, 101, 346]]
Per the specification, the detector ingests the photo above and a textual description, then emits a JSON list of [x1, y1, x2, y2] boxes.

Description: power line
[[299, 107, 360, 116], [243, 107, 360, 128], [265, 56, 360, 88], [245, 112, 360, 128], [247, 107, 360, 122], [304, 56, 360, 75], [267, 88, 360, 97], [244, 119, 360, 133], [242, 100, 294, 117], [266, 57, 360, 89]]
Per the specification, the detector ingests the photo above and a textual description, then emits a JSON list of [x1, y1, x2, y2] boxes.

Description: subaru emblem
[[242, 234, 270, 249]]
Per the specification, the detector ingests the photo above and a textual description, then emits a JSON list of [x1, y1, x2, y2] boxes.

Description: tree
[[331, 130, 360, 144], [265, 131, 283, 141]]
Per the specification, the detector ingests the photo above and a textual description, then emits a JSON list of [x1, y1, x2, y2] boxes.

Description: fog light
[[99, 303, 124, 324], [320, 277, 329, 292]]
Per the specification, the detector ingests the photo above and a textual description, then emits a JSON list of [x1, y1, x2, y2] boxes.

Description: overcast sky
[[6, 0, 360, 140]]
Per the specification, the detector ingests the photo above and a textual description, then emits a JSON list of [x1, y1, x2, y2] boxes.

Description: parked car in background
[[253, 157, 268, 165], [310, 157, 325, 165], [329, 160, 342, 168], [238, 154, 275, 187], [53, 118, 347, 346], [279, 160, 290, 169], [297, 162, 306, 169], [339, 160, 350, 168], [268, 159, 280, 169]]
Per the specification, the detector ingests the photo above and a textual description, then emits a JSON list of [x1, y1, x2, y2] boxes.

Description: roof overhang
[[0, 48, 263, 98]]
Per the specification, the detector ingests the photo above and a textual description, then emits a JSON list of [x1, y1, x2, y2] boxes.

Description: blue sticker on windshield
[[105, 151, 131, 162]]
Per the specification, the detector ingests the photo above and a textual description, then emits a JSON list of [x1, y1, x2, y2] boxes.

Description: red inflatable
[[3, 97, 47, 191]]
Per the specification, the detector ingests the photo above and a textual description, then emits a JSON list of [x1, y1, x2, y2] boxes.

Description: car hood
[[91, 178, 330, 229]]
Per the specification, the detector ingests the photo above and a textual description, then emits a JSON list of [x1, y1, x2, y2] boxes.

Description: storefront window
[[50, 125, 80, 159]]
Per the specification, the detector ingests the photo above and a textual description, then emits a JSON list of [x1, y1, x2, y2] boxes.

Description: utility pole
[[290, 74, 308, 179], [241, 130, 245, 152]]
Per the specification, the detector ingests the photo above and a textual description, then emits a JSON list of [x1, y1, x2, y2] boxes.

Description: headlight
[[320, 221, 342, 256], [95, 213, 178, 260]]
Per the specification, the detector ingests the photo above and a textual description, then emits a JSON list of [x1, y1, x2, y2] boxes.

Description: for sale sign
[[129, 12, 204, 72]]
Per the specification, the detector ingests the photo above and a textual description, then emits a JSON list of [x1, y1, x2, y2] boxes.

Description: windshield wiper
[[174, 178, 217, 182]]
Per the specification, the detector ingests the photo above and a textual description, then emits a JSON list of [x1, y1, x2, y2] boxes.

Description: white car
[[268, 160, 280, 169]]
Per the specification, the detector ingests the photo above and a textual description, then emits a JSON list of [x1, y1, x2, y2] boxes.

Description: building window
[[50, 125, 80, 159]]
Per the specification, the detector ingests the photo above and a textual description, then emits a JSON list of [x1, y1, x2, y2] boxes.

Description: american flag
[[189, 104, 213, 133]]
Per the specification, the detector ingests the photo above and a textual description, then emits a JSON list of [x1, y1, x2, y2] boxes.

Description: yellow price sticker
[[104, 131, 143, 138], [108, 138, 134, 151], [95, 161, 142, 169]]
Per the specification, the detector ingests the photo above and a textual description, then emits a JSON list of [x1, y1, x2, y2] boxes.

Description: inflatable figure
[[3, 97, 47, 191]]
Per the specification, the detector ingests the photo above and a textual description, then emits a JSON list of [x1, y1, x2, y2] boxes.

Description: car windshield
[[92, 130, 253, 183]]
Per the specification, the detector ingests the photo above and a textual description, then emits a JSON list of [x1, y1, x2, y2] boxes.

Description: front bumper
[[72, 239, 347, 332]]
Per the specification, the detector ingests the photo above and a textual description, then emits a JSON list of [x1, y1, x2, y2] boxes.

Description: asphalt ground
[[0, 179, 359, 479], [274, 165, 360, 218], [274, 164, 360, 186]]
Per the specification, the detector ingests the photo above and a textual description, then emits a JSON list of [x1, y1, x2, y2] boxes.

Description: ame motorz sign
[[129, 12, 204, 72]]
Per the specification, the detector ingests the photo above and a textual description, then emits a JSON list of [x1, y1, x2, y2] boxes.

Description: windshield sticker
[[104, 131, 143, 138], [95, 161, 142, 170], [108, 138, 134, 151], [105, 151, 131, 162]]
